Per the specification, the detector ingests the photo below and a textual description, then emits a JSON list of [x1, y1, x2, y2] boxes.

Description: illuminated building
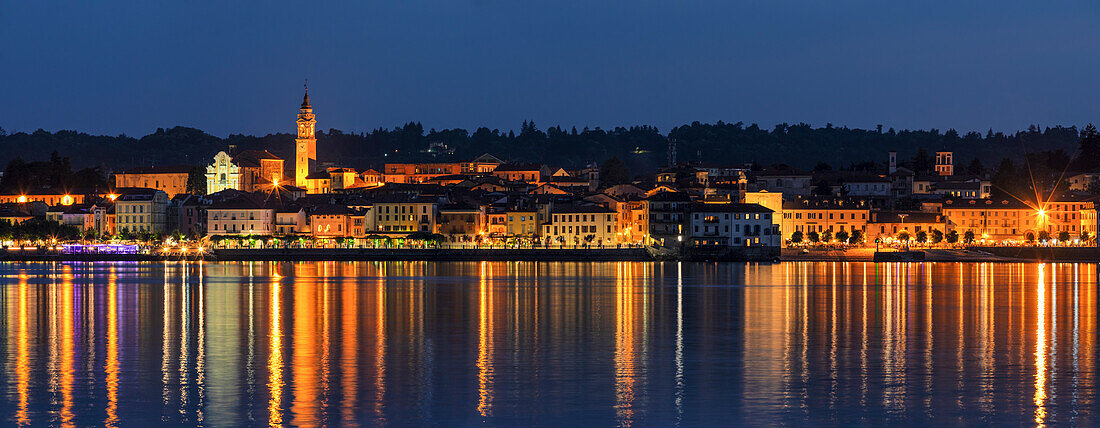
[[371, 196, 438, 233], [0, 191, 85, 206], [437, 204, 482, 238], [780, 199, 870, 241], [114, 188, 169, 234], [205, 151, 241, 193], [383, 154, 502, 184], [309, 204, 356, 238], [114, 165, 192, 198], [865, 211, 944, 243], [505, 210, 538, 237], [935, 151, 954, 176], [688, 202, 780, 247], [939, 197, 1096, 242], [233, 150, 285, 192], [295, 87, 317, 188], [491, 163, 549, 184], [541, 205, 618, 245], [206, 195, 275, 236]]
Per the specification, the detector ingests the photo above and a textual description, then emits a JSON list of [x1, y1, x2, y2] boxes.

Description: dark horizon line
[[1, 120, 1089, 140]]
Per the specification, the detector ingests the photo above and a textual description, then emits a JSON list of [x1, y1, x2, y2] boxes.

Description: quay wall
[[213, 248, 654, 262]]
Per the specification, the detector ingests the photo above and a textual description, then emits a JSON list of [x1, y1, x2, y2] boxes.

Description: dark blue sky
[[3, 1, 1098, 137]]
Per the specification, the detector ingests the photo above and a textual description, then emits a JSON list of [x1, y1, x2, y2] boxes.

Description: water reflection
[[0, 261, 1096, 426]]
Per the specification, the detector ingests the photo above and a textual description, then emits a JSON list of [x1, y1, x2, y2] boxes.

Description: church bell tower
[[295, 84, 317, 188]]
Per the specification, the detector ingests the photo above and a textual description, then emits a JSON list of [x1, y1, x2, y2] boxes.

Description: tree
[[812, 180, 832, 196], [1038, 230, 1051, 243], [599, 157, 630, 187], [1080, 231, 1091, 243], [808, 231, 820, 243], [1058, 231, 1071, 242], [835, 230, 849, 244], [821, 229, 832, 242], [1025, 232, 1036, 243], [1074, 123, 1100, 171], [849, 230, 863, 244], [931, 229, 944, 244], [897, 231, 910, 242], [813, 161, 832, 172], [915, 230, 927, 244], [187, 166, 207, 195], [964, 230, 975, 244], [790, 230, 803, 244], [966, 157, 984, 175], [946, 230, 959, 244]]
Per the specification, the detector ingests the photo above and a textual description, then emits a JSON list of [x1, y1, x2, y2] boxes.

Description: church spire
[[301, 80, 311, 109]]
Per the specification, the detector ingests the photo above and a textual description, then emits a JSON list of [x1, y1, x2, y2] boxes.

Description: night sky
[[3, 1, 1099, 137]]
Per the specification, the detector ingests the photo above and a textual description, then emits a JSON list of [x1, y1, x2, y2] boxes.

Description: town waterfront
[[0, 261, 1096, 426]]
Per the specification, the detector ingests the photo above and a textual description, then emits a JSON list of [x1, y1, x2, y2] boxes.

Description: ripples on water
[[0, 261, 1095, 426]]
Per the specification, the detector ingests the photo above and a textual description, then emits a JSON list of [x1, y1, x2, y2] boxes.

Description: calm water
[[0, 261, 1096, 426]]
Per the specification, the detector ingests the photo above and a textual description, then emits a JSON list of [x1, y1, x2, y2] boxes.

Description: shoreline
[[1, 247, 1097, 263]]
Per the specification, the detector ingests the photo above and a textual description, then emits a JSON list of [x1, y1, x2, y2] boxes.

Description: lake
[[0, 261, 1095, 426]]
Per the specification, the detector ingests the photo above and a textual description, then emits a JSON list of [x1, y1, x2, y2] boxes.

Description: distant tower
[[888, 151, 897, 174], [935, 151, 953, 176], [295, 84, 317, 188]]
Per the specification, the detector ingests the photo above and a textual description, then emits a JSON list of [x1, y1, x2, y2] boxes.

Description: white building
[[206, 151, 241, 194], [207, 196, 275, 236], [843, 179, 891, 197], [688, 203, 780, 247]]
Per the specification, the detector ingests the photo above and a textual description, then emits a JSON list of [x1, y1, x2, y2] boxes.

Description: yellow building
[[866, 211, 944, 243], [506, 211, 538, 236], [295, 87, 317, 188], [114, 188, 169, 235], [114, 166, 191, 198], [780, 199, 870, 242], [371, 197, 437, 233], [541, 206, 618, 246], [205, 151, 241, 194], [616, 200, 649, 244], [939, 197, 1096, 242]]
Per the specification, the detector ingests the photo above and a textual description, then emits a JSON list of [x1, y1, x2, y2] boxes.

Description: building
[[647, 191, 691, 245], [542, 205, 618, 246], [371, 196, 438, 233], [754, 169, 813, 198], [234, 150, 285, 192], [935, 151, 954, 176], [1068, 172, 1100, 192], [304, 170, 332, 194], [688, 203, 780, 247], [206, 151, 241, 193], [0, 191, 87, 206], [274, 205, 308, 236], [328, 167, 359, 190], [938, 197, 1096, 242], [168, 194, 209, 238], [492, 163, 550, 183], [437, 204, 483, 239], [206, 195, 276, 236], [866, 211, 945, 243], [506, 210, 539, 237], [615, 200, 649, 244], [780, 199, 870, 243], [296, 87, 317, 188], [309, 204, 355, 238], [842, 177, 891, 198], [114, 188, 169, 235], [114, 165, 192, 198]]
